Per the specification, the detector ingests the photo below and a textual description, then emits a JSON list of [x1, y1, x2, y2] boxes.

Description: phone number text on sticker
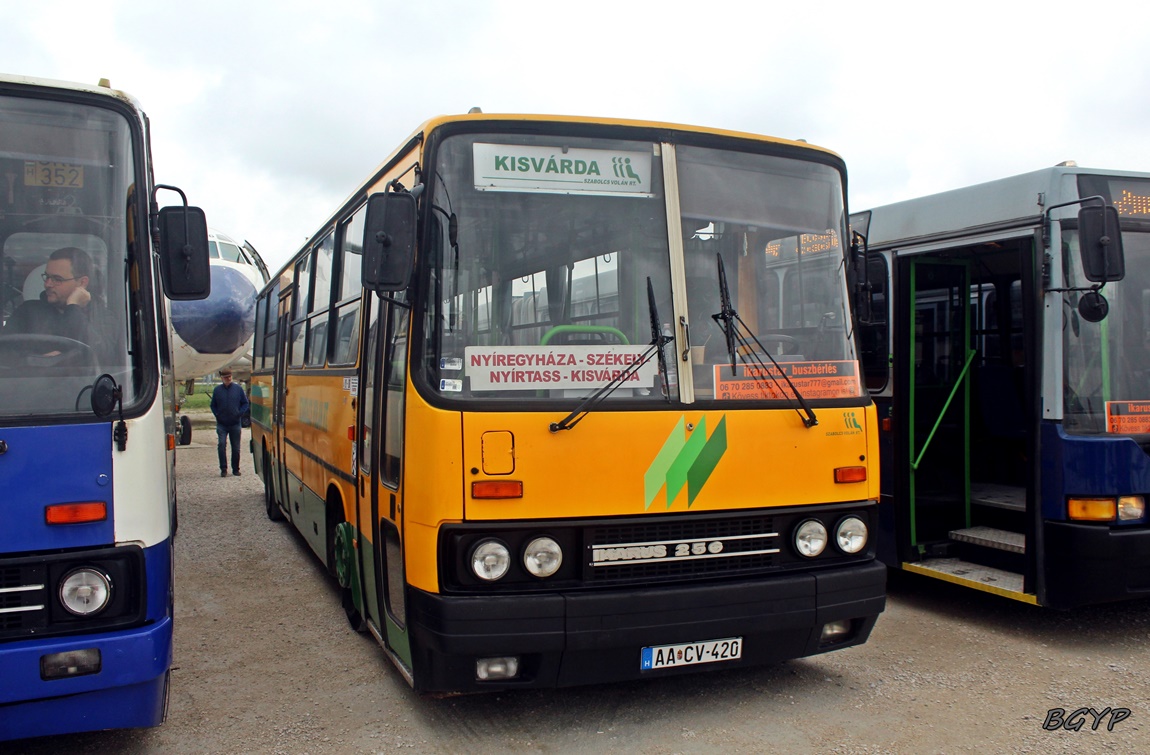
[[641, 637, 742, 670]]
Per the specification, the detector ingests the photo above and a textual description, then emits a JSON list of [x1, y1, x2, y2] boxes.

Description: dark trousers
[[217, 422, 242, 472]]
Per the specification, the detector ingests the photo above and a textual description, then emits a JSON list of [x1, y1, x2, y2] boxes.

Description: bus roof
[[0, 72, 144, 110], [855, 165, 1150, 251], [294, 112, 847, 281]]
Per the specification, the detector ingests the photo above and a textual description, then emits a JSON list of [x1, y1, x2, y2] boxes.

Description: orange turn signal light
[[1068, 497, 1116, 521], [471, 480, 524, 499], [834, 466, 867, 484], [46, 502, 107, 525]]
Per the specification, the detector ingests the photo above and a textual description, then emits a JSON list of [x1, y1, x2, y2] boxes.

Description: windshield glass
[[1063, 227, 1150, 434], [418, 130, 861, 406], [0, 94, 143, 419]]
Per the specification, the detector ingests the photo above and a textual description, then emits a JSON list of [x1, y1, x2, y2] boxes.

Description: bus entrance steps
[[902, 557, 1035, 603], [969, 483, 1025, 511], [950, 526, 1025, 554]]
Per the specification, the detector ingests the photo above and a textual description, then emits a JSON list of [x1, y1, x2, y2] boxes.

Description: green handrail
[[911, 348, 977, 471], [540, 325, 629, 345]]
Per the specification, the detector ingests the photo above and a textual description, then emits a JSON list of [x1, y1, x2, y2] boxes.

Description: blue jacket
[[211, 382, 249, 426]]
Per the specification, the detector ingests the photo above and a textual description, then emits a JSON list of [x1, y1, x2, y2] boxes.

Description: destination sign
[[473, 143, 653, 197], [1106, 180, 1150, 219], [464, 345, 657, 391]]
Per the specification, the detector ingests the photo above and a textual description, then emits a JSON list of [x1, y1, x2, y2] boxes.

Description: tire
[[263, 451, 284, 521], [178, 414, 192, 446]]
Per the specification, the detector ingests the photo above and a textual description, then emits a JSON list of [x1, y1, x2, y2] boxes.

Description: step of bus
[[970, 483, 1026, 512], [950, 526, 1026, 554], [902, 557, 1035, 604]]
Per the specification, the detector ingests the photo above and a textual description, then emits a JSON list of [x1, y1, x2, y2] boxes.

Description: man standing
[[210, 368, 249, 477]]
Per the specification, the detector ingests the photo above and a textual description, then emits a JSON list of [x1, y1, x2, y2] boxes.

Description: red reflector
[[881, 417, 892, 432], [471, 480, 524, 499], [348, 425, 356, 441], [46, 502, 107, 525], [834, 466, 867, 484]]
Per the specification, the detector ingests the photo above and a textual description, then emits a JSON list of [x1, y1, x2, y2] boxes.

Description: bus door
[[273, 306, 291, 516], [895, 258, 973, 558], [356, 293, 412, 671]]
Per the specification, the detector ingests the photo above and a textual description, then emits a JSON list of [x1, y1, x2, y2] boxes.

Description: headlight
[[523, 536, 563, 578], [59, 568, 112, 616], [835, 516, 868, 554], [794, 519, 828, 558], [471, 539, 511, 581], [1119, 496, 1145, 521]]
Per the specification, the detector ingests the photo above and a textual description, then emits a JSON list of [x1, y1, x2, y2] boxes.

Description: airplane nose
[[170, 266, 257, 354]]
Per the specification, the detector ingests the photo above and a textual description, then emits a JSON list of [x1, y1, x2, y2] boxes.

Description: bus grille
[[585, 515, 778, 584], [0, 564, 49, 634]]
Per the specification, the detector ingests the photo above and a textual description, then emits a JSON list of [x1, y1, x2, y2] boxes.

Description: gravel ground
[[8, 436, 1150, 753]]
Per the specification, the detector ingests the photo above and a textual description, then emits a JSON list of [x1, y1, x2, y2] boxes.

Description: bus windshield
[[1063, 226, 1150, 434], [0, 94, 143, 419], [420, 131, 861, 405]]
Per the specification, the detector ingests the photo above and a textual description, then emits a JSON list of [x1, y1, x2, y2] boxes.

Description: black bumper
[[405, 560, 886, 692], [1044, 521, 1150, 608]]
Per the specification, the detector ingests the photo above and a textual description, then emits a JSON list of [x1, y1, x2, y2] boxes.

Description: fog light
[[41, 648, 101, 680], [476, 656, 520, 681], [819, 619, 853, 646], [59, 568, 112, 616], [1119, 496, 1145, 521]]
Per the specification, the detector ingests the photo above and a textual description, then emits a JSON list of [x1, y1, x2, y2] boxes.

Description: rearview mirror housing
[[157, 205, 211, 300], [362, 191, 416, 292], [1079, 204, 1125, 282]]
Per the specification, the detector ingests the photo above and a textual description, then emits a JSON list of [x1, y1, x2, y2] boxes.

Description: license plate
[[640, 637, 742, 670], [24, 161, 84, 188]]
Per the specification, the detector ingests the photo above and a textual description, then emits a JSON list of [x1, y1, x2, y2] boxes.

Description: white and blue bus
[[853, 164, 1148, 608], [0, 74, 209, 739]]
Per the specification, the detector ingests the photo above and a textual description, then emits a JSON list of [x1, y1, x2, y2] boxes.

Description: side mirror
[[362, 191, 416, 292], [1079, 205, 1125, 282], [158, 205, 211, 300]]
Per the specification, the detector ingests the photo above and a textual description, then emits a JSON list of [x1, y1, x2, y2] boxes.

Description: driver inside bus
[[4, 246, 97, 343]]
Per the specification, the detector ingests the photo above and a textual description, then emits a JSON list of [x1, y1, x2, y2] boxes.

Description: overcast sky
[[5, 1, 1149, 273]]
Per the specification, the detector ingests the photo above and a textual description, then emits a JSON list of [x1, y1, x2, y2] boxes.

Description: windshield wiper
[[711, 253, 818, 428], [550, 277, 669, 432]]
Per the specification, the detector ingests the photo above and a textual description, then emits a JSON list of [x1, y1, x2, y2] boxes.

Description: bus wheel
[[263, 452, 284, 521], [178, 415, 192, 445], [334, 521, 367, 633]]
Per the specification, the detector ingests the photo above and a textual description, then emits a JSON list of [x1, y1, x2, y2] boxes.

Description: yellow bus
[[251, 113, 884, 691]]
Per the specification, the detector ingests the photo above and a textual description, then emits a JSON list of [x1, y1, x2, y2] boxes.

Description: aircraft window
[[218, 242, 245, 263], [208, 241, 221, 259]]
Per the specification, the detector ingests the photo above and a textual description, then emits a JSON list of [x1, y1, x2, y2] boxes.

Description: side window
[[332, 206, 365, 365], [383, 293, 409, 487], [257, 281, 280, 371], [290, 253, 313, 368], [306, 233, 336, 367], [861, 255, 889, 392]]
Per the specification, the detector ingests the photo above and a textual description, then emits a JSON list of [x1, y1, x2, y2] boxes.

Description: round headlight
[[794, 519, 828, 558], [523, 537, 563, 578], [836, 516, 869, 554], [471, 539, 511, 581], [59, 568, 112, 616]]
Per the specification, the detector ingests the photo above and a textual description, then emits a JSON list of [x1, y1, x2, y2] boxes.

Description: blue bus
[[852, 164, 1148, 608], [0, 74, 209, 739]]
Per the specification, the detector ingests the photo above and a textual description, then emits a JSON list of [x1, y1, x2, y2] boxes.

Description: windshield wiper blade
[[550, 277, 667, 433], [710, 253, 818, 429]]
